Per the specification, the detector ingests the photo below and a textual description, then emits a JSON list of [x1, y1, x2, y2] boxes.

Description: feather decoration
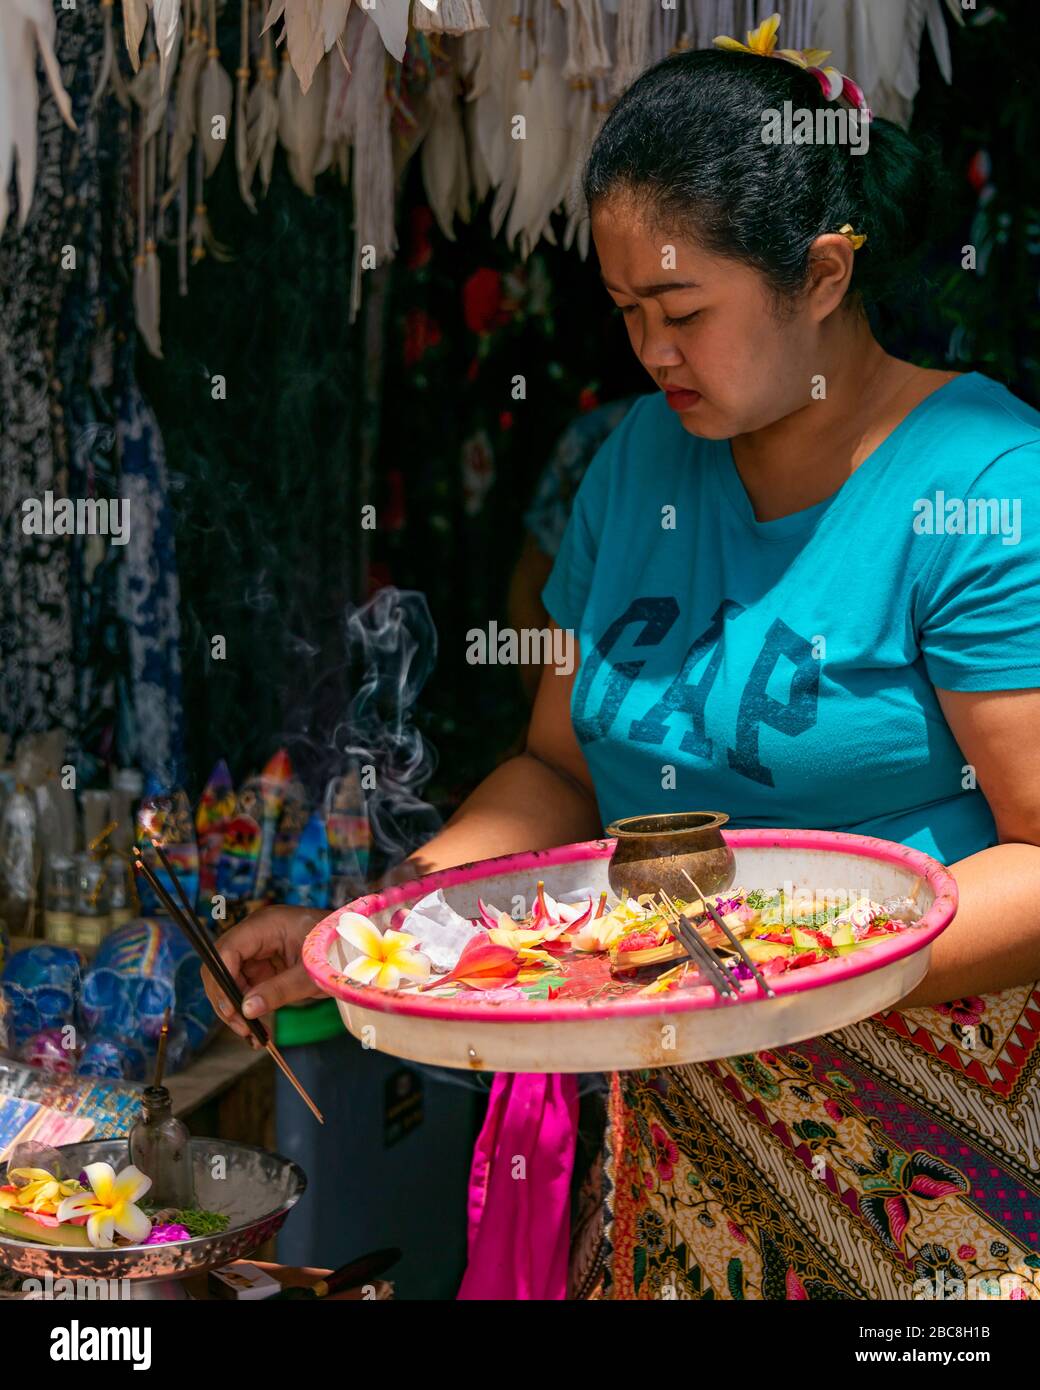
[[571, 78, 610, 259], [560, 77, 592, 251], [520, 0, 573, 251], [488, 2, 525, 238], [465, 0, 514, 197], [611, 0, 650, 95], [190, 135, 232, 261], [412, 0, 489, 37], [235, 0, 256, 210], [122, 0, 149, 71], [323, 21, 357, 188], [321, 0, 353, 53], [152, 0, 182, 93], [163, 3, 208, 202], [0, 0, 76, 235], [197, 0, 233, 177], [248, 27, 280, 192], [128, 25, 181, 143], [278, 46, 329, 195], [284, 0, 326, 93], [562, 0, 610, 81], [341, 9, 396, 317], [92, 0, 132, 111], [365, 0, 410, 63], [420, 73, 469, 240], [133, 127, 163, 358]]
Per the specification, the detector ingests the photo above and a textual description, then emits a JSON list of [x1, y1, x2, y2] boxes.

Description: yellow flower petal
[[9, 1168, 55, 1184], [87, 1212, 115, 1249], [57, 1193, 102, 1223], [112, 1165, 152, 1206], [82, 1163, 116, 1206], [112, 1203, 153, 1245], [389, 948, 431, 982], [748, 12, 781, 53], [381, 930, 419, 951], [344, 956, 382, 985], [713, 35, 750, 52], [336, 912, 385, 960], [374, 963, 401, 990]]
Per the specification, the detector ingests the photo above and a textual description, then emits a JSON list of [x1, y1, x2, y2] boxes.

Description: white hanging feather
[[420, 73, 469, 240], [284, 0, 326, 93], [0, 0, 76, 236], [92, 0, 132, 111], [466, 0, 514, 197], [321, 0, 353, 53], [611, 0, 650, 95], [488, 5, 525, 238], [122, 0, 149, 71], [561, 77, 593, 249], [163, 17, 208, 202], [364, 0, 410, 63], [133, 133, 163, 357], [190, 138, 232, 261], [247, 33, 281, 192], [465, 96, 489, 204], [129, 26, 182, 142], [278, 48, 329, 195], [521, 3, 574, 249], [197, 40, 233, 176], [562, 0, 610, 81], [323, 22, 355, 184], [566, 79, 610, 259], [236, 0, 256, 211], [412, 0, 489, 37], [152, 0, 182, 94], [341, 10, 396, 317]]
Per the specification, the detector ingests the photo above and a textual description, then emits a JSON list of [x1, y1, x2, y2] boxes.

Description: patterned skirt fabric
[[600, 986, 1040, 1300]]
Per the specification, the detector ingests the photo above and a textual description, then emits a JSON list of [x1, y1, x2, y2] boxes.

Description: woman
[[207, 36, 1040, 1299]]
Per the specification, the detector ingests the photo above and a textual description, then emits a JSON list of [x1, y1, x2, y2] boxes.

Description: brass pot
[[605, 811, 735, 902]]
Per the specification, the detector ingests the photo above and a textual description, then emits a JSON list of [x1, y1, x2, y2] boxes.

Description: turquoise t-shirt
[[542, 373, 1040, 865]]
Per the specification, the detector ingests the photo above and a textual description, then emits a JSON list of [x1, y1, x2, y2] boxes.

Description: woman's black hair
[[583, 48, 944, 311]]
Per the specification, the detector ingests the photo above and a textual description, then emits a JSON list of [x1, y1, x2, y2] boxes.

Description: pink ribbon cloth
[[456, 1072, 580, 1300]]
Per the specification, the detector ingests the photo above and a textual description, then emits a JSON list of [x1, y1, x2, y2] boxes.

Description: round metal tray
[[303, 830, 958, 1072], [0, 1138, 306, 1282]]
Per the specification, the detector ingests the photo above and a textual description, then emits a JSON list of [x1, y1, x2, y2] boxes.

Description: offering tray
[[303, 829, 958, 1072], [0, 1138, 305, 1288]]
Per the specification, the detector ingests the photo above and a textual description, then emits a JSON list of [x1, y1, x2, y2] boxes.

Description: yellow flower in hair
[[713, 11, 784, 57]]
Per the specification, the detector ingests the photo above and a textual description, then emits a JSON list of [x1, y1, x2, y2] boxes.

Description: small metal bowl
[[0, 1138, 306, 1284], [605, 810, 736, 902]]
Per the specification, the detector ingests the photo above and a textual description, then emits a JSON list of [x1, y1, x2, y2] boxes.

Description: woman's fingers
[[202, 906, 326, 1036], [240, 961, 319, 1021]]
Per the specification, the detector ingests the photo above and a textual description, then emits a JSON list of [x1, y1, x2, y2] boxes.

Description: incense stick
[[132, 848, 324, 1124], [682, 873, 775, 1000], [154, 1008, 171, 1089]]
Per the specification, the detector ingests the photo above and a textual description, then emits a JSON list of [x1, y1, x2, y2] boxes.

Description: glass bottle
[[73, 850, 111, 952], [128, 1086, 196, 1209], [44, 855, 77, 945]]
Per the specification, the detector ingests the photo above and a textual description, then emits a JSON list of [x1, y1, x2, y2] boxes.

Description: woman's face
[[592, 194, 832, 440]]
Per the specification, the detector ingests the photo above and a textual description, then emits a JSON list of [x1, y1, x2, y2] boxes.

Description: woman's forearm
[[897, 841, 1040, 1009], [392, 752, 603, 882]]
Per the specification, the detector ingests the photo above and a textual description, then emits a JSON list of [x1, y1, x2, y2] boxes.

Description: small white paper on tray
[[400, 889, 482, 973]]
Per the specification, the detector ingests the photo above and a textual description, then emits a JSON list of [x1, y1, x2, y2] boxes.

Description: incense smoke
[[329, 586, 442, 875]]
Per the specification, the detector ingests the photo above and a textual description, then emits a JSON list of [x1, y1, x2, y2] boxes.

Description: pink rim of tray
[[302, 828, 958, 1023]]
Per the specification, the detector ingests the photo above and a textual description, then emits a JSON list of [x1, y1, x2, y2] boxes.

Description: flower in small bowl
[[144, 1223, 191, 1245], [56, 1163, 152, 1249], [0, 1168, 84, 1216], [336, 912, 431, 991]]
